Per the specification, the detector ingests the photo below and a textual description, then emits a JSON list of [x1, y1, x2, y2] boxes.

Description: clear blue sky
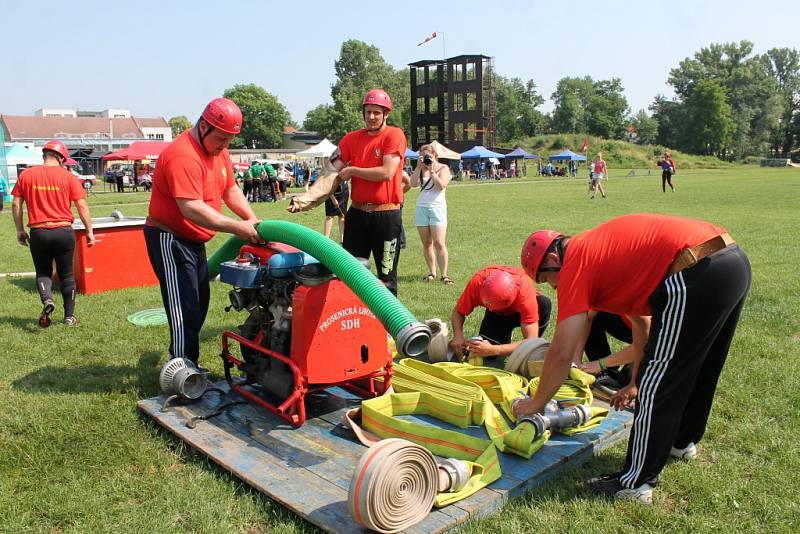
[[2, 0, 798, 124]]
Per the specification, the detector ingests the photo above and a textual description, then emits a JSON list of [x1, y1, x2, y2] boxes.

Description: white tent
[[296, 138, 337, 158]]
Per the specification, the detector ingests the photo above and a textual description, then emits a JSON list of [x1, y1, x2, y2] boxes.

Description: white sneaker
[[615, 483, 653, 504], [670, 442, 697, 460]]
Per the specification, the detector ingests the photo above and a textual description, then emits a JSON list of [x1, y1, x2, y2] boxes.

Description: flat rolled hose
[[207, 221, 431, 357], [349, 438, 437, 533], [505, 338, 550, 378]]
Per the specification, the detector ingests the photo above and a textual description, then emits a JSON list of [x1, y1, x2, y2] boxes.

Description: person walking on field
[[590, 152, 607, 199], [11, 140, 95, 327], [144, 97, 259, 369], [411, 144, 452, 285], [515, 214, 750, 504], [660, 151, 676, 192]]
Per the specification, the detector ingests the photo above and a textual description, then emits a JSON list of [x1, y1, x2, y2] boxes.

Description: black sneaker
[[587, 473, 624, 497], [595, 372, 622, 394], [39, 300, 55, 328]]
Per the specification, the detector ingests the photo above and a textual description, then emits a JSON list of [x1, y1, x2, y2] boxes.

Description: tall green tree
[[305, 40, 410, 142], [763, 47, 800, 154], [629, 109, 659, 145], [167, 116, 191, 137], [550, 76, 628, 138], [495, 76, 546, 143], [667, 40, 793, 157], [223, 83, 290, 149], [681, 79, 734, 155]]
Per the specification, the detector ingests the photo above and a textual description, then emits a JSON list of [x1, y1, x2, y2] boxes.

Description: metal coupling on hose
[[517, 413, 548, 440], [395, 322, 433, 358], [437, 458, 470, 493]]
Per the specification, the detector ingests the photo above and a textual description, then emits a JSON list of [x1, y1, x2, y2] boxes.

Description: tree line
[[168, 39, 800, 160]]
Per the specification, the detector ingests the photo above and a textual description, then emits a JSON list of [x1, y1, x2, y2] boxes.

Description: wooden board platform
[[138, 382, 632, 533]]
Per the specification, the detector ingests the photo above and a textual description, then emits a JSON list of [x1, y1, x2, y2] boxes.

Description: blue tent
[[404, 148, 419, 159], [461, 145, 505, 159], [548, 149, 586, 162], [506, 147, 540, 159]]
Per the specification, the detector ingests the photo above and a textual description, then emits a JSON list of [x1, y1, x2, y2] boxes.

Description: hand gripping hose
[[206, 221, 431, 357]]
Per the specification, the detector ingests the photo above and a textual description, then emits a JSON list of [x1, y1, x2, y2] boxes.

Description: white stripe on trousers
[[160, 233, 184, 359], [621, 272, 686, 487]]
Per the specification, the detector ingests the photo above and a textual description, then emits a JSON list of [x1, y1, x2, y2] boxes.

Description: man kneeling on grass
[[513, 213, 751, 504]]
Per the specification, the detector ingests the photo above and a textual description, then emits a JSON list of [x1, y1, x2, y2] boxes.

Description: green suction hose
[[207, 221, 431, 357]]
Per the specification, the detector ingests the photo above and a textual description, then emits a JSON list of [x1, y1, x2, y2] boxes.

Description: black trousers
[[342, 208, 402, 296], [619, 245, 751, 488], [144, 226, 210, 364], [29, 227, 76, 318], [662, 170, 674, 192], [584, 312, 633, 385], [479, 294, 552, 342]]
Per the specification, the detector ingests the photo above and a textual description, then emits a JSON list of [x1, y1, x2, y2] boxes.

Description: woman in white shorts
[[411, 144, 453, 285]]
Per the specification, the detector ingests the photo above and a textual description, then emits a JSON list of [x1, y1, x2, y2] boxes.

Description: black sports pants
[[479, 294, 552, 342], [662, 170, 674, 192], [144, 226, 210, 364], [29, 227, 76, 318], [342, 208, 402, 296], [619, 245, 751, 488], [584, 312, 633, 385]]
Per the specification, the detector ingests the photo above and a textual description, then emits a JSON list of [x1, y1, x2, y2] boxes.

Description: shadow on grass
[[0, 314, 43, 333], [7, 276, 38, 294], [11, 351, 163, 395]]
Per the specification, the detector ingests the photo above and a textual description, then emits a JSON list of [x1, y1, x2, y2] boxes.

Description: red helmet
[[42, 140, 69, 162], [202, 97, 242, 134], [480, 270, 520, 312], [363, 89, 393, 112], [521, 230, 562, 280]]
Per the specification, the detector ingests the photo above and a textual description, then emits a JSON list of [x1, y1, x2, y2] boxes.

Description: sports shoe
[[64, 316, 79, 327], [587, 473, 654, 504], [670, 442, 697, 460], [39, 300, 55, 328], [615, 483, 653, 504]]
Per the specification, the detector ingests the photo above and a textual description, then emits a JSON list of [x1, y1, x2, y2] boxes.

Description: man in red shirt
[[449, 266, 551, 359], [144, 97, 259, 368], [12, 140, 95, 327], [514, 213, 751, 503], [333, 89, 406, 295]]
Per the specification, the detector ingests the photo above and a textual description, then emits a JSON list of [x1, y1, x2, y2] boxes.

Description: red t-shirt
[[12, 165, 85, 226], [147, 131, 235, 243], [594, 160, 607, 174], [456, 266, 541, 325], [556, 213, 726, 321], [338, 126, 406, 204]]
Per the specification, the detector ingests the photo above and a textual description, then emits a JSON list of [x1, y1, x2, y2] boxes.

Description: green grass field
[[1, 168, 799, 533]]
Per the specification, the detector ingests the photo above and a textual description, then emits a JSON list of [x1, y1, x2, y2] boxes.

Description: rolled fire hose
[[425, 318, 450, 363], [207, 220, 431, 357], [505, 338, 550, 378], [348, 436, 473, 533], [348, 438, 439, 533]]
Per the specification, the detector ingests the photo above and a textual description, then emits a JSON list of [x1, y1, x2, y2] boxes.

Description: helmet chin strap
[[197, 119, 214, 154]]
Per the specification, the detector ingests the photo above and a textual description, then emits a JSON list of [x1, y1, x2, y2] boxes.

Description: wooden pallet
[[138, 382, 632, 533]]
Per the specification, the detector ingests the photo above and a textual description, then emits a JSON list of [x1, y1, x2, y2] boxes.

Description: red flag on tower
[[417, 32, 438, 46], [581, 138, 589, 152]]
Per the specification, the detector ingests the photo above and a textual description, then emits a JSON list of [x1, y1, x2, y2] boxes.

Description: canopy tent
[[460, 145, 505, 159], [296, 138, 337, 158], [404, 148, 419, 159], [506, 147, 540, 159], [548, 149, 586, 162], [102, 141, 170, 161], [428, 140, 461, 160], [4, 143, 42, 166]]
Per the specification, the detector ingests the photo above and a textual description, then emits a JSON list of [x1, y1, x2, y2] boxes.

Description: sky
[[2, 0, 799, 125]]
